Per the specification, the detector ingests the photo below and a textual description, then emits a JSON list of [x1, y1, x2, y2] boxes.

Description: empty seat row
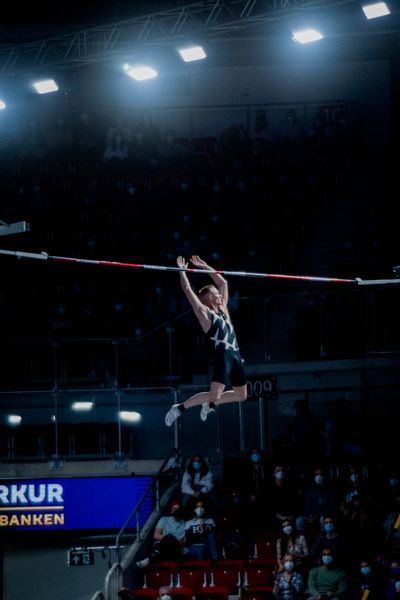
[[141, 559, 275, 594]]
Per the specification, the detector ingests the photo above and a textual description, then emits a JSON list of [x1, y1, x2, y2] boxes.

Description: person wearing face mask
[[181, 454, 217, 512], [384, 560, 400, 599], [158, 585, 173, 600], [232, 447, 269, 535], [340, 465, 372, 520], [136, 501, 187, 567], [310, 517, 347, 569], [268, 464, 299, 531], [276, 520, 309, 574], [303, 468, 336, 534], [350, 559, 383, 599], [379, 471, 400, 521], [306, 548, 347, 599], [273, 552, 304, 599], [184, 501, 218, 561]]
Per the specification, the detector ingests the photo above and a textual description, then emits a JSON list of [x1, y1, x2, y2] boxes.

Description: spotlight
[[292, 29, 324, 43], [178, 45, 207, 62], [362, 2, 390, 19], [33, 79, 59, 94], [123, 64, 158, 81], [71, 401, 94, 412], [0, 100, 6, 110], [119, 411, 141, 423], [7, 414, 22, 426]]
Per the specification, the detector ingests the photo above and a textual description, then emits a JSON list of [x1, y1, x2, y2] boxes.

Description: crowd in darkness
[[0, 101, 396, 374]]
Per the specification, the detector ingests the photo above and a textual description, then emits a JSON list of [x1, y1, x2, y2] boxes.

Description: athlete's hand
[[177, 256, 188, 269], [190, 255, 209, 269]]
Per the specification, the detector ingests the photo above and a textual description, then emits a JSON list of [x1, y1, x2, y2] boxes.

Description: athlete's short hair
[[198, 284, 214, 296]]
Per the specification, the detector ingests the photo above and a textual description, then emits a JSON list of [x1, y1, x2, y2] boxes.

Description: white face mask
[[161, 595, 172, 600], [195, 507, 205, 517], [283, 526, 293, 535], [284, 560, 294, 571]]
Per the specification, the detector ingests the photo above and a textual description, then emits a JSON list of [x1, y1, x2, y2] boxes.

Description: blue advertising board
[[0, 476, 153, 531]]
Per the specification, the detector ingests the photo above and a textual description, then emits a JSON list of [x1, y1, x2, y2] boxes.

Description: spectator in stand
[[185, 499, 218, 561], [378, 470, 400, 521], [305, 547, 347, 599], [349, 558, 384, 599], [136, 500, 186, 567], [237, 446, 269, 529], [384, 560, 400, 599], [273, 552, 304, 599], [339, 465, 372, 520], [310, 516, 347, 569], [181, 454, 217, 512], [268, 464, 300, 532], [303, 467, 337, 535], [276, 519, 310, 576]]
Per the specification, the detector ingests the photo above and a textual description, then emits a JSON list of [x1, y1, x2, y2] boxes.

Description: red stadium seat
[[241, 585, 274, 600], [171, 586, 193, 600], [195, 585, 229, 600], [210, 560, 245, 594], [143, 562, 177, 589], [177, 560, 211, 591], [244, 559, 275, 587]]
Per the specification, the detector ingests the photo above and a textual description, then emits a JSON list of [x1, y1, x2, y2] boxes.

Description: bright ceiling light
[[178, 46, 207, 62], [7, 414, 22, 426], [292, 29, 324, 44], [119, 411, 141, 423], [362, 2, 390, 19], [71, 401, 94, 412], [33, 79, 59, 94], [0, 100, 6, 110], [124, 65, 158, 81]]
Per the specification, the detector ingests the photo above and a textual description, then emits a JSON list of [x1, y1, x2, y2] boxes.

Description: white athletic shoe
[[165, 404, 181, 427], [200, 402, 215, 422]]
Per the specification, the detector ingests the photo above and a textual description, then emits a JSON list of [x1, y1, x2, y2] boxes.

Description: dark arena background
[[0, 1, 399, 599]]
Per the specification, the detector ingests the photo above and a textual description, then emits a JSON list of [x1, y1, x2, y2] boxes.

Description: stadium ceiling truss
[[0, 0, 363, 75]]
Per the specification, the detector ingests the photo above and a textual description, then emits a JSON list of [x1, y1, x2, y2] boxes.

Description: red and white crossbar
[[0, 248, 398, 285]]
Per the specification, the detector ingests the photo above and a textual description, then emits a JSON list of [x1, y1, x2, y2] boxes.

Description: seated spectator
[[310, 516, 347, 568], [305, 548, 347, 599], [181, 454, 217, 512], [349, 558, 384, 599], [303, 467, 336, 535], [276, 519, 310, 575], [136, 500, 186, 566], [267, 464, 300, 531], [185, 500, 218, 561], [233, 447, 269, 533], [273, 552, 304, 599], [339, 465, 372, 516], [378, 470, 400, 520], [157, 586, 173, 600], [384, 559, 400, 599]]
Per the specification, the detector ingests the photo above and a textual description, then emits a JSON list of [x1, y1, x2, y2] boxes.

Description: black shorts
[[211, 349, 246, 387]]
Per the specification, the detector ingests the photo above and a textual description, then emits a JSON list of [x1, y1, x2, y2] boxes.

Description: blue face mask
[[390, 478, 399, 487], [322, 555, 333, 566], [251, 453, 261, 463], [324, 523, 334, 533], [193, 461, 201, 471], [361, 566, 371, 576]]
